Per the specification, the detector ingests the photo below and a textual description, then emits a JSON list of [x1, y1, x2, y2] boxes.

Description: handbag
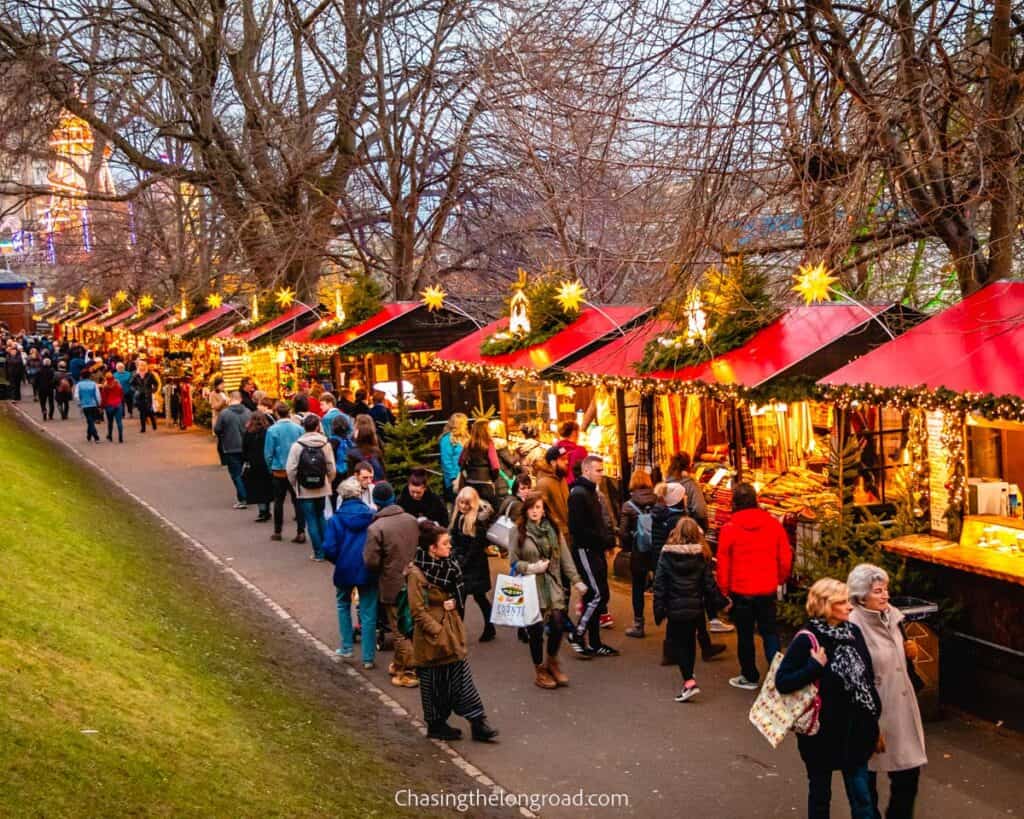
[[490, 573, 542, 628], [486, 514, 517, 551], [749, 630, 822, 748]]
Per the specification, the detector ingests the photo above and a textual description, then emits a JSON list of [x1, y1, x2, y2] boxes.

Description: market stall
[[283, 302, 477, 423], [434, 303, 652, 480], [213, 303, 318, 393], [821, 280, 1024, 727]]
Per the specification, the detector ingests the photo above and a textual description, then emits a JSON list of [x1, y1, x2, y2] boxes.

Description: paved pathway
[[16, 407, 1024, 818]]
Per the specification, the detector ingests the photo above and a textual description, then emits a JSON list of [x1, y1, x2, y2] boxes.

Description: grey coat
[[214, 404, 251, 454]]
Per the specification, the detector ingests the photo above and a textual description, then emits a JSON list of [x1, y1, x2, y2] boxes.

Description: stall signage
[[927, 410, 949, 534]]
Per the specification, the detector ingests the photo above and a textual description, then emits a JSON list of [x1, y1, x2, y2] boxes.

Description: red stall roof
[[282, 302, 422, 348], [435, 305, 652, 375], [132, 307, 175, 333], [167, 303, 237, 337], [217, 303, 314, 343], [567, 304, 891, 387], [99, 306, 138, 330], [821, 281, 1024, 397]]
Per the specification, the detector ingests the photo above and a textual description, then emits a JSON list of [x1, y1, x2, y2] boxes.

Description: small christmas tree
[[382, 406, 441, 492]]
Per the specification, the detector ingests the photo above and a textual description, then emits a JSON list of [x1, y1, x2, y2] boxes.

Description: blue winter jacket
[[439, 432, 463, 490], [322, 498, 376, 587], [263, 418, 303, 471]]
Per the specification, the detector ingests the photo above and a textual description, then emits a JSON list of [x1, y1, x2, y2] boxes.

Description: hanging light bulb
[[334, 286, 345, 323]]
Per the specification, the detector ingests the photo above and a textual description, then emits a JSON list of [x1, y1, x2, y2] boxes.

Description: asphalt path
[[16, 407, 1024, 818]]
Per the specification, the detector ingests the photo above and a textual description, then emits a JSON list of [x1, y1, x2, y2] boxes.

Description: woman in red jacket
[[100, 371, 125, 443], [715, 482, 793, 690]]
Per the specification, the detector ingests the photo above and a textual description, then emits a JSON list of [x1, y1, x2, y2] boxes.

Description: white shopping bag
[[490, 573, 541, 628]]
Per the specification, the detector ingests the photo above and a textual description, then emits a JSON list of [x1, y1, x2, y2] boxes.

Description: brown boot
[[545, 655, 569, 687], [534, 664, 557, 689]]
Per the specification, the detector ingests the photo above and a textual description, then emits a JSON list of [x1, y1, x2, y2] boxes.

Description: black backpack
[[296, 442, 328, 489]]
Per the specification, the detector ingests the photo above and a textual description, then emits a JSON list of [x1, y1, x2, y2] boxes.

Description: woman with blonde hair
[[449, 485, 496, 642], [439, 412, 470, 504], [652, 517, 728, 702], [776, 578, 881, 819], [847, 564, 926, 819]]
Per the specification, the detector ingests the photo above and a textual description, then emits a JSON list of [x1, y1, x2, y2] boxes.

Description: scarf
[[525, 519, 558, 559], [809, 618, 881, 718], [414, 547, 465, 608]]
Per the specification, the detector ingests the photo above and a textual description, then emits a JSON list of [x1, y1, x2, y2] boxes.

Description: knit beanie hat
[[372, 481, 395, 507]]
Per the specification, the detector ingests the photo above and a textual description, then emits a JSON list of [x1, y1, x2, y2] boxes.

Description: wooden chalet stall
[[212, 304, 319, 393], [282, 302, 477, 425], [433, 305, 653, 481], [0, 268, 34, 333], [564, 304, 914, 545], [821, 281, 1024, 728]]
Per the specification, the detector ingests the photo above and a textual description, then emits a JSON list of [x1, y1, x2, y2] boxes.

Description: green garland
[[638, 262, 781, 373], [310, 273, 384, 340], [479, 275, 573, 357]]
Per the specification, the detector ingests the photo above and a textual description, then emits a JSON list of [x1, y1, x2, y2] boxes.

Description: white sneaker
[[336, 648, 353, 658], [729, 675, 759, 691], [675, 685, 700, 702], [709, 618, 735, 633], [232, 501, 248, 509]]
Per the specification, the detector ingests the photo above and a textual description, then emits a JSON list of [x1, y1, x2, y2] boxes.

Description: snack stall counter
[[822, 281, 1024, 727]]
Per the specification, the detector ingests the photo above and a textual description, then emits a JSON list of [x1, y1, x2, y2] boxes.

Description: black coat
[[568, 476, 614, 551], [776, 622, 881, 772], [397, 486, 449, 527], [450, 506, 493, 595], [35, 365, 56, 396], [242, 428, 273, 505], [653, 543, 726, 623]]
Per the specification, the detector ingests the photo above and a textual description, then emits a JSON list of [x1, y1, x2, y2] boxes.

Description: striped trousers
[[419, 660, 485, 723]]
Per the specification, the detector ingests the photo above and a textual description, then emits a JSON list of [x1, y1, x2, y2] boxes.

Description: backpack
[[296, 442, 328, 489], [626, 500, 655, 552], [57, 376, 72, 395], [329, 436, 351, 476]]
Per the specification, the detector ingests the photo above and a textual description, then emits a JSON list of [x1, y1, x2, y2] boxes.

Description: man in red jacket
[[716, 482, 793, 690]]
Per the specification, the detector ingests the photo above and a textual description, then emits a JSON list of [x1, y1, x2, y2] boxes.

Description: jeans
[[731, 593, 781, 683], [224, 453, 246, 503], [272, 475, 304, 535], [123, 390, 134, 417], [300, 497, 326, 557], [83, 406, 101, 441], [337, 584, 378, 664], [665, 618, 699, 680], [868, 767, 921, 819], [105, 405, 124, 441], [807, 764, 874, 819]]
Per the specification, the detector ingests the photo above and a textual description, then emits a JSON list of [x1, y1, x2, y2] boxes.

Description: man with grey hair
[[214, 391, 252, 508]]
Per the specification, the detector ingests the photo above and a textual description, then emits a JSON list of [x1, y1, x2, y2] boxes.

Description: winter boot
[[545, 654, 569, 686], [480, 623, 496, 642], [534, 664, 558, 689], [625, 618, 645, 638], [470, 717, 499, 742], [427, 721, 463, 740]]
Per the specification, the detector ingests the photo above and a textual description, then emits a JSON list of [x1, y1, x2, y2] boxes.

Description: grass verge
[[0, 411, 439, 818]]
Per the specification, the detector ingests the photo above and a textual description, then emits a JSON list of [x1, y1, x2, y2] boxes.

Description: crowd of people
[[3, 328, 930, 817]]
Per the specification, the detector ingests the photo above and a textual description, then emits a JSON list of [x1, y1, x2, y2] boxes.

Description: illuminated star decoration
[[555, 279, 587, 314], [46, 295, 56, 307], [113, 290, 128, 305], [78, 295, 90, 311], [139, 294, 154, 310], [206, 293, 223, 309], [421, 285, 447, 312], [274, 287, 296, 309], [793, 261, 837, 306]]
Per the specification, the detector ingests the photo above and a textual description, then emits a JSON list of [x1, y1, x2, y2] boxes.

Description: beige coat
[[850, 604, 928, 772]]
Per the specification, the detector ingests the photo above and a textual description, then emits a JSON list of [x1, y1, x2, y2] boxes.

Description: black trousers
[[527, 611, 564, 665], [574, 547, 609, 648], [630, 549, 656, 620], [665, 618, 699, 680], [460, 591, 492, 629], [56, 396, 70, 419], [868, 767, 921, 819], [137, 397, 157, 431], [123, 390, 134, 416], [38, 389, 54, 419], [731, 594, 781, 683], [272, 475, 304, 535]]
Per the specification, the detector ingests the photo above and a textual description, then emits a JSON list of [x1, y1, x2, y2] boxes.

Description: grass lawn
[[0, 411, 437, 817]]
